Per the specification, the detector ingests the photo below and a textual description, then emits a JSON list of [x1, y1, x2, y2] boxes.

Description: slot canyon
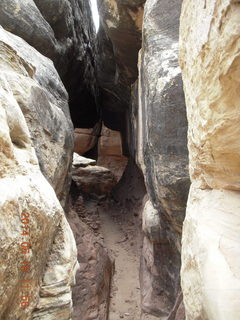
[[0, 0, 240, 320]]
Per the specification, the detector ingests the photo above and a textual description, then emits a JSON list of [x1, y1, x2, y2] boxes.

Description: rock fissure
[[2, 0, 237, 319]]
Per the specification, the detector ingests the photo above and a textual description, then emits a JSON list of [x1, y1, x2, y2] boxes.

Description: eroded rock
[[133, 0, 190, 316], [0, 25, 73, 207], [179, 1, 240, 319], [0, 27, 77, 320], [0, 0, 99, 129], [97, 0, 145, 122]]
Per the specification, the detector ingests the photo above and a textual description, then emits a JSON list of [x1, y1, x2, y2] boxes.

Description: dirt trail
[[99, 201, 160, 320]]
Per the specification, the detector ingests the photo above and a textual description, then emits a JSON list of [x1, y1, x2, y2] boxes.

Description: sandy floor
[[99, 201, 160, 320]]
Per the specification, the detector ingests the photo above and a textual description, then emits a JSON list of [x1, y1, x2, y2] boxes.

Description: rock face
[[97, 0, 145, 141], [0, 0, 100, 128], [0, 27, 77, 319], [179, 1, 240, 319], [134, 0, 189, 316], [68, 208, 112, 320], [0, 26, 73, 207]]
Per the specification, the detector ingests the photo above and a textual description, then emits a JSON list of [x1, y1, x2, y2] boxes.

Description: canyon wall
[[179, 1, 240, 319], [135, 0, 189, 317], [0, 27, 77, 319], [2, 0, 237, 318], [0, 0, 99, 128], [0, 0, 99, 318]]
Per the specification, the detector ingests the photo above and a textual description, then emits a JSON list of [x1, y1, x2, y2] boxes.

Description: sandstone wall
[[97, 0, 145, 143], [179, 1, 240, 319], [0, 27, 77, 319], [0, 23, 73, 206], [134, 0, 189, 317], [0, 0, 99, 128], [97, 0, 145, 112]]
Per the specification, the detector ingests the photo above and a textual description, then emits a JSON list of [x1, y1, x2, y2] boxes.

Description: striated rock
[[179, 1, 240, 319], [68, 209, 112, 320], [72, 165, 117, 196], [0, 26, 73, 206], [32, 217, 78, 320], [181, 186, 240, 320], [133, 0, 190, 316], [97, 125, 128, 181], [0, 27, 77, 320], [138, 0, 189, 235], [0, 0, 100, 129]]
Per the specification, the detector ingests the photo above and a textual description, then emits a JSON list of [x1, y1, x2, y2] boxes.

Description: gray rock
[[72, 165, 117, 196], [134, 0, 190, 316], [96, 0, 145, 135], [0, 0, 100, 128]]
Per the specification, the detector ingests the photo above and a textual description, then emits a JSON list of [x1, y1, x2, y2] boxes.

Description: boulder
[[72, 166, 117, 196], [97, 125, 128, 181], [73, 153, 96, 168], [74, 129, 98, 156], [0, 27, 77, 320], [179, 1, 240, 319]]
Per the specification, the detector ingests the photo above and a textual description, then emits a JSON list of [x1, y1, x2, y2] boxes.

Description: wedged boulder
[[0, 26, 73, 206], [74, 122, 101, 156], [0, 27, 77, 319], [97, 125, 128, 182], [179, 1, 240, 319], [134, 0, 190, 316]]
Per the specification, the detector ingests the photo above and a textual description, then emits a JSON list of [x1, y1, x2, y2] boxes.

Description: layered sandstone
[[179, 0, 240, 319], [0, 27, 77, 319]]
